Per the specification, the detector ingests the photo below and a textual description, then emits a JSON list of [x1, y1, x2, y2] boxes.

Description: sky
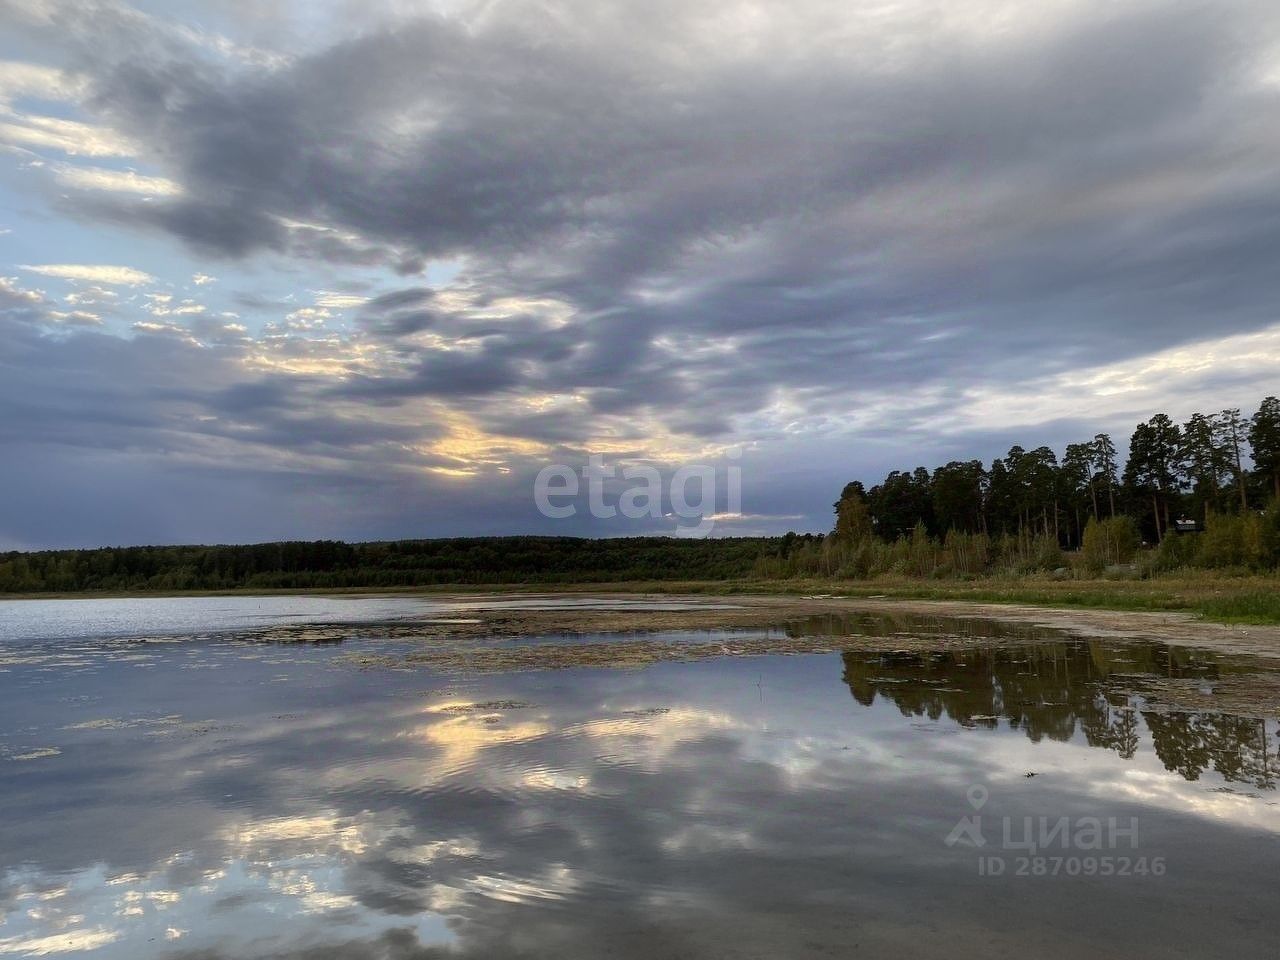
[[3, 0, 1280, 549]]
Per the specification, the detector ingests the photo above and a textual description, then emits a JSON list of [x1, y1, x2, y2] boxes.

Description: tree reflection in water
[[840, 641, 1278, 789]]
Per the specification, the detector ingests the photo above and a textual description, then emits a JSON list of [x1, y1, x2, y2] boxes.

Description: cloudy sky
[[3, 0, 1280, 548]]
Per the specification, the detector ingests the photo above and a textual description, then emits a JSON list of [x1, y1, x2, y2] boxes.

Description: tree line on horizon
[[838, 398, 1280, 547], [0, 536, 775, 594], [774, 396, 1280, 579], [5, 397, 1280, 593]]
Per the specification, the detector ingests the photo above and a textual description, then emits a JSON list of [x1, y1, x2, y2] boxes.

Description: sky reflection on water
[[1, 604, 1278, 959]]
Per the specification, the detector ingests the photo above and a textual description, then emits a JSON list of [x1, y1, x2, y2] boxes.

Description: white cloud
[[0, 275, 43, 304], [139, 295, 203, 317], [21, 264, 156, 286], [0, 926, 121, 955], [52, 163, 181, 196], [64, 286, 118, 306], [192, 273, 216, 286], [131, 320, 196, 342], [0, 113, 137, 158], [284, 306, 333, 329], [939, 322, 1280, 434], [313, 291, 367, 309], [46, 309, 103, 326], [0, 59, 83, 106]]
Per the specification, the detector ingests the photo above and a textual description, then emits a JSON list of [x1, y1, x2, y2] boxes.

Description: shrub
[[905, 522, 938, 576], [1198, 511, 1265, 570], [1081, 516, 1140, 572], [1260, 502, 1280, 568], [942, 530, 991, 576], [1146, 531, 1201, 573], [1033, 534, 1064, 571], [993, 531, 1063, 574]]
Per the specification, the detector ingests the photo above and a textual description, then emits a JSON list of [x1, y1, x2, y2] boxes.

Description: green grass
[[527, 574, 1280, 625], [1193, 592, 1280, 624], [836, 579, 1280, 625]]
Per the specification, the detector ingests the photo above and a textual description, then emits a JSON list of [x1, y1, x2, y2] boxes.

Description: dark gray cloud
[[4, 0, 1280, 545]]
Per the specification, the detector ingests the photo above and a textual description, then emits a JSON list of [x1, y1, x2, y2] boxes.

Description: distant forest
[[0, 537, 777, 593], [4, 398, 1280, 593]]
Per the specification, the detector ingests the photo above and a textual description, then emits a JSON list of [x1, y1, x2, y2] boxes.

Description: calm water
[[0, 595, 735, 643], [1, 598, 1278, 959]]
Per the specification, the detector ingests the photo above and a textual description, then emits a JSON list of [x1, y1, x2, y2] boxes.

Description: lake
[[1, 595, 1277, 959]]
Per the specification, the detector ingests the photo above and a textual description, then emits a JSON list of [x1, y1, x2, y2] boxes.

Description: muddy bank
[[322, 595, 1280, 718], [377, 593, 1280, 658]]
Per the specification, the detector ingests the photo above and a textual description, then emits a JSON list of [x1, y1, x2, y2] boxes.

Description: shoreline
[[404, 592, 1280, 659], [7, 589, 1280, 715], [5, 575, 1280, 627], [330, 594, 1280, 717]]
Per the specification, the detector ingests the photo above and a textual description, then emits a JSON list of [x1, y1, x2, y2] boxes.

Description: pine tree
[[1181, 412, 1228, 522], [1092, 433, 1118, 518], [1249, 397, 1280, 502], [1061, 442, 1096, 546], [1216, 408, 1250, 511], [1124, 415, 1182, 540]]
